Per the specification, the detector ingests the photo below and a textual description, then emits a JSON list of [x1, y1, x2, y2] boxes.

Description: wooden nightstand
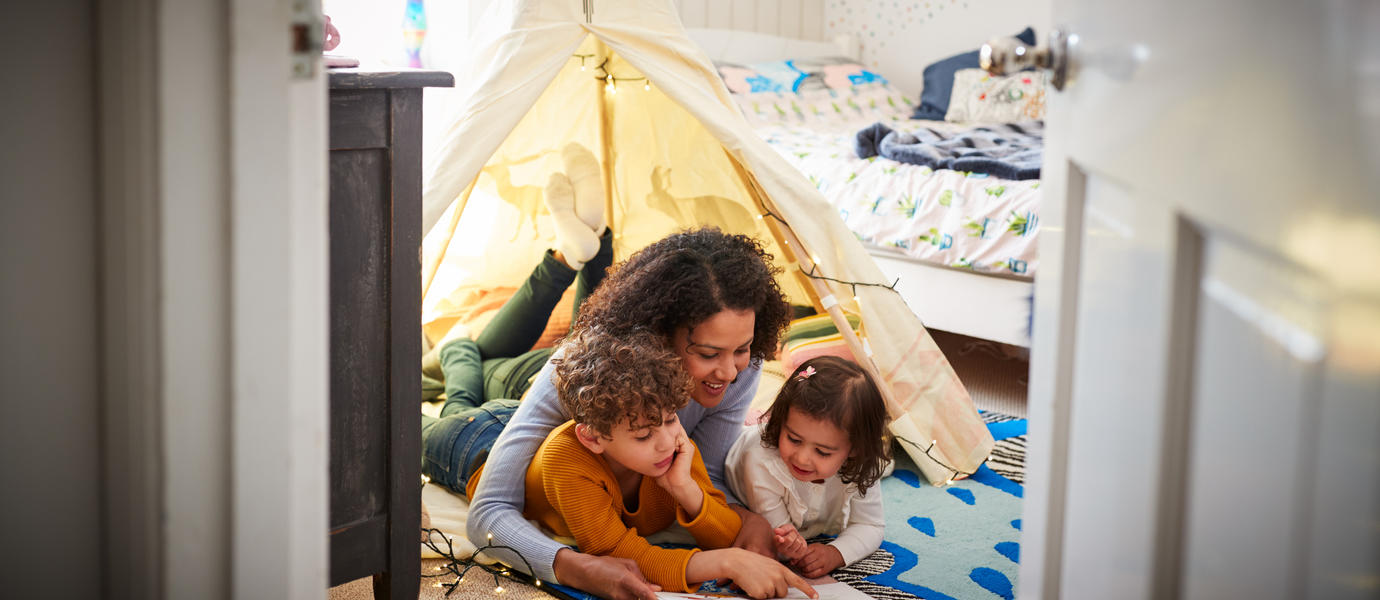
[[326, 68, 453, 600]]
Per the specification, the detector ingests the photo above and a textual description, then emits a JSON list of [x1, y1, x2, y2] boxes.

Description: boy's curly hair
[[552, 327, 694, 438], [572, 227, 790, 363], [761, 356, 893, 494]]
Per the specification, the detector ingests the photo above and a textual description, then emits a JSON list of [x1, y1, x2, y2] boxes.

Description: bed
[[688, 27, 1040, 348]]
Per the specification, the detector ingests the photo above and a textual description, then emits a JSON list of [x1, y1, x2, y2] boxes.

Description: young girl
[[726, 355, 892, 578]]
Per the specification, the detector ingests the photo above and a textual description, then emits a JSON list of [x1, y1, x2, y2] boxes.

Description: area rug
[[828, 411, 1027, 600]]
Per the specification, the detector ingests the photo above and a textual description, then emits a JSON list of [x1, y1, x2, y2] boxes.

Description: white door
[[1021, 1, 1380, 599]]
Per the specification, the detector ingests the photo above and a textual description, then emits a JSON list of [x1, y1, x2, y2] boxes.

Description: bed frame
[[687, 26, 1035, 347]]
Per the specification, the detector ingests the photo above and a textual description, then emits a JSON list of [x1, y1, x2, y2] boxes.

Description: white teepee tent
[[419, 0, 993, 484]]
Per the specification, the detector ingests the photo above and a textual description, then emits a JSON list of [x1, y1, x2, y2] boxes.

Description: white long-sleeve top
[[725, 424, 885, 566]]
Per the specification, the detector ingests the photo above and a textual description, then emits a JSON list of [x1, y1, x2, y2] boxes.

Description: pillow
[[717, 58, 888, 94], [944, 68, 1048, 122], [779, 312, 863, 374], [911, 27, 1037, 121]]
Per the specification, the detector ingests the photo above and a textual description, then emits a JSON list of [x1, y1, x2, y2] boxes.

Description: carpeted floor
[[928, 329, 1029, 419]]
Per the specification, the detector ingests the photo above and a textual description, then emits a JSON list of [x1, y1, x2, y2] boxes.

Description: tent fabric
[[419, 0, 992, 486]]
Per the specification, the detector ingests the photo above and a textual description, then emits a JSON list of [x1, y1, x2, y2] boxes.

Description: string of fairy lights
[[420, 478, 542, 596], [573, 53, 651, 92], [756, 207, 981, 485]]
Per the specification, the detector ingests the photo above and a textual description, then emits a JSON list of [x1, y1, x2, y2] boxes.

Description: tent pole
[[754, 204, 905, 422], [596, 41, 616, 241]]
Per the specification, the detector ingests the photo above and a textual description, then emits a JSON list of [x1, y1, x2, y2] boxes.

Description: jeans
[[420, 231, 611, 496]]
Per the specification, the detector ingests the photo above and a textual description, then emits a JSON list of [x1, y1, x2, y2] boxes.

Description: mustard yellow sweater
[[475, 421, 741, 592]]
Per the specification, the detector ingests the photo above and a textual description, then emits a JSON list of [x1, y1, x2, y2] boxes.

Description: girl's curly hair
[[761, 356, 892, 494], [552, 327, 694, 437], [572, 227, 790, 363]]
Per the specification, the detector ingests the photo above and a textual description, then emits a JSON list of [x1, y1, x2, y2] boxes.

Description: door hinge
[[291, 1, 323, 79]]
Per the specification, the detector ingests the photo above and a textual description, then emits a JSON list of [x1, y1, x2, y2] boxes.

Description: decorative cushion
[[717, 58, 888, 95], [911, 27, 1037, 121], [779, 312, 863, 374], [944, 68, 1048, 122]]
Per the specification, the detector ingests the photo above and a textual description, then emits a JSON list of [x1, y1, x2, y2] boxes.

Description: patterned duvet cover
[[732, 85, 1041, 278]]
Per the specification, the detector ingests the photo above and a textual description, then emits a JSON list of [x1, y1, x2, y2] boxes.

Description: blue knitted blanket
[[855, 121, 1043, 180]]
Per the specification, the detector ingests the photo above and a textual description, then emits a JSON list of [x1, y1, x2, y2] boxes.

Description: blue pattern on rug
[[995, 541, 1020, 563], [894, 468, 922, 488], [969, 567, 1014, 599], [870, 414, 1026, 599], [859, 540, 962, 600], [968, 464, 1023, 498], [909, 516, 936, 537], [946, 488, 976, 505]]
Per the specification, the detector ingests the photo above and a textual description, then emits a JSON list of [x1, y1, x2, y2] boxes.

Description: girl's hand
[[791, 543, 845, 579], [772, 524, 808, 562]]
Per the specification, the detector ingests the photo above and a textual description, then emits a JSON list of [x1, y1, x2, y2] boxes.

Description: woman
[[443, 229, 794, 600], [421, 145, 795, 599]]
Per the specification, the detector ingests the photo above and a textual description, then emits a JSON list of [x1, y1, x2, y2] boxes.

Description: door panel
[[1024, 0, 1380, 598], [1059, 175, 1173, 599], [1182, 240, 1327, 600]]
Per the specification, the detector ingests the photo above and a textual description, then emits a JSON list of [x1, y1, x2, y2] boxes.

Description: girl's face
[[777, 407, 852, 482], [671, 308, 755, 408]]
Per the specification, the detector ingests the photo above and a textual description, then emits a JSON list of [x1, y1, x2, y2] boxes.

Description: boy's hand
[[772, 524, 808, 561], [718, 548, 818, 599], [654, 429, 703, 515], [790, 543, 845, 579], [655, 431, 695, 491]]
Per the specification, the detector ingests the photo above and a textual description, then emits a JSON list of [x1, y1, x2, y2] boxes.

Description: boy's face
[[584, 409, 686, 478]]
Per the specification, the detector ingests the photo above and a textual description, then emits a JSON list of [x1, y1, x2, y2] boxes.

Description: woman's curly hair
[[761, 356, 893, 494], [552, 327, 694, 437], [572, 227, 791, 362]]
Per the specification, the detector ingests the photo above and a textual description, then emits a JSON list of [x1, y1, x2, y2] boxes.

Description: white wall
[[825, 0, 1053, 95], [0, 1, 104, 596]]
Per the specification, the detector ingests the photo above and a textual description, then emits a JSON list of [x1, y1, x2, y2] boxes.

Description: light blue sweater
[[465, 356, 760, 582]]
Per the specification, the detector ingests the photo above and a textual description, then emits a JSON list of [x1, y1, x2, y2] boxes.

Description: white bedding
[[731, 86, 1041, 278]]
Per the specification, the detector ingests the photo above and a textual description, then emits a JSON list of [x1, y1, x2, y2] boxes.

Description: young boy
[[465, 328, 814, 598]]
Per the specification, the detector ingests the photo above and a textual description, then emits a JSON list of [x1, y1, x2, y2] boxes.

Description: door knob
[[981, 29, 1078, 91]]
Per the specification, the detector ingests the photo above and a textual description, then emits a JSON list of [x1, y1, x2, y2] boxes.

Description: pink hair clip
[[796, 365, 816, 379]]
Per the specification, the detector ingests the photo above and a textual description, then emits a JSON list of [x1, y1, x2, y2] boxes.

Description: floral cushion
[[944, 68, 1047, 123]]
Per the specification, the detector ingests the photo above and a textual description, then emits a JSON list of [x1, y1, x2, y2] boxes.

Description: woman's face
[[671, 308, 755, 408]]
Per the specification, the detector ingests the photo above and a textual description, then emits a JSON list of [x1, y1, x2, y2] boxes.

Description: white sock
[[544, 172, 598, 270], [562, 143, 607, 235]]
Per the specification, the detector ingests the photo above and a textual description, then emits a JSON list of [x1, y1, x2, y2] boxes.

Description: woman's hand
[[772, 524, 808, 562], [690, 548, 817, 599], [790, 543, 845, 579], [730, 506, 776, 558], [553, 548, 661, 600]]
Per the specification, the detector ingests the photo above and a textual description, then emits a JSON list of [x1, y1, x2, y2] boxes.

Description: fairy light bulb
[[810, 253, 820, 264], [495, 585, 505, 594], [487, 532, 493, 542], [644, 80, 650, 91]]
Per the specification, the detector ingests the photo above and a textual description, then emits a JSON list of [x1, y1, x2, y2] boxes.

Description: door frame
[[99, 0, 330, 597]]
